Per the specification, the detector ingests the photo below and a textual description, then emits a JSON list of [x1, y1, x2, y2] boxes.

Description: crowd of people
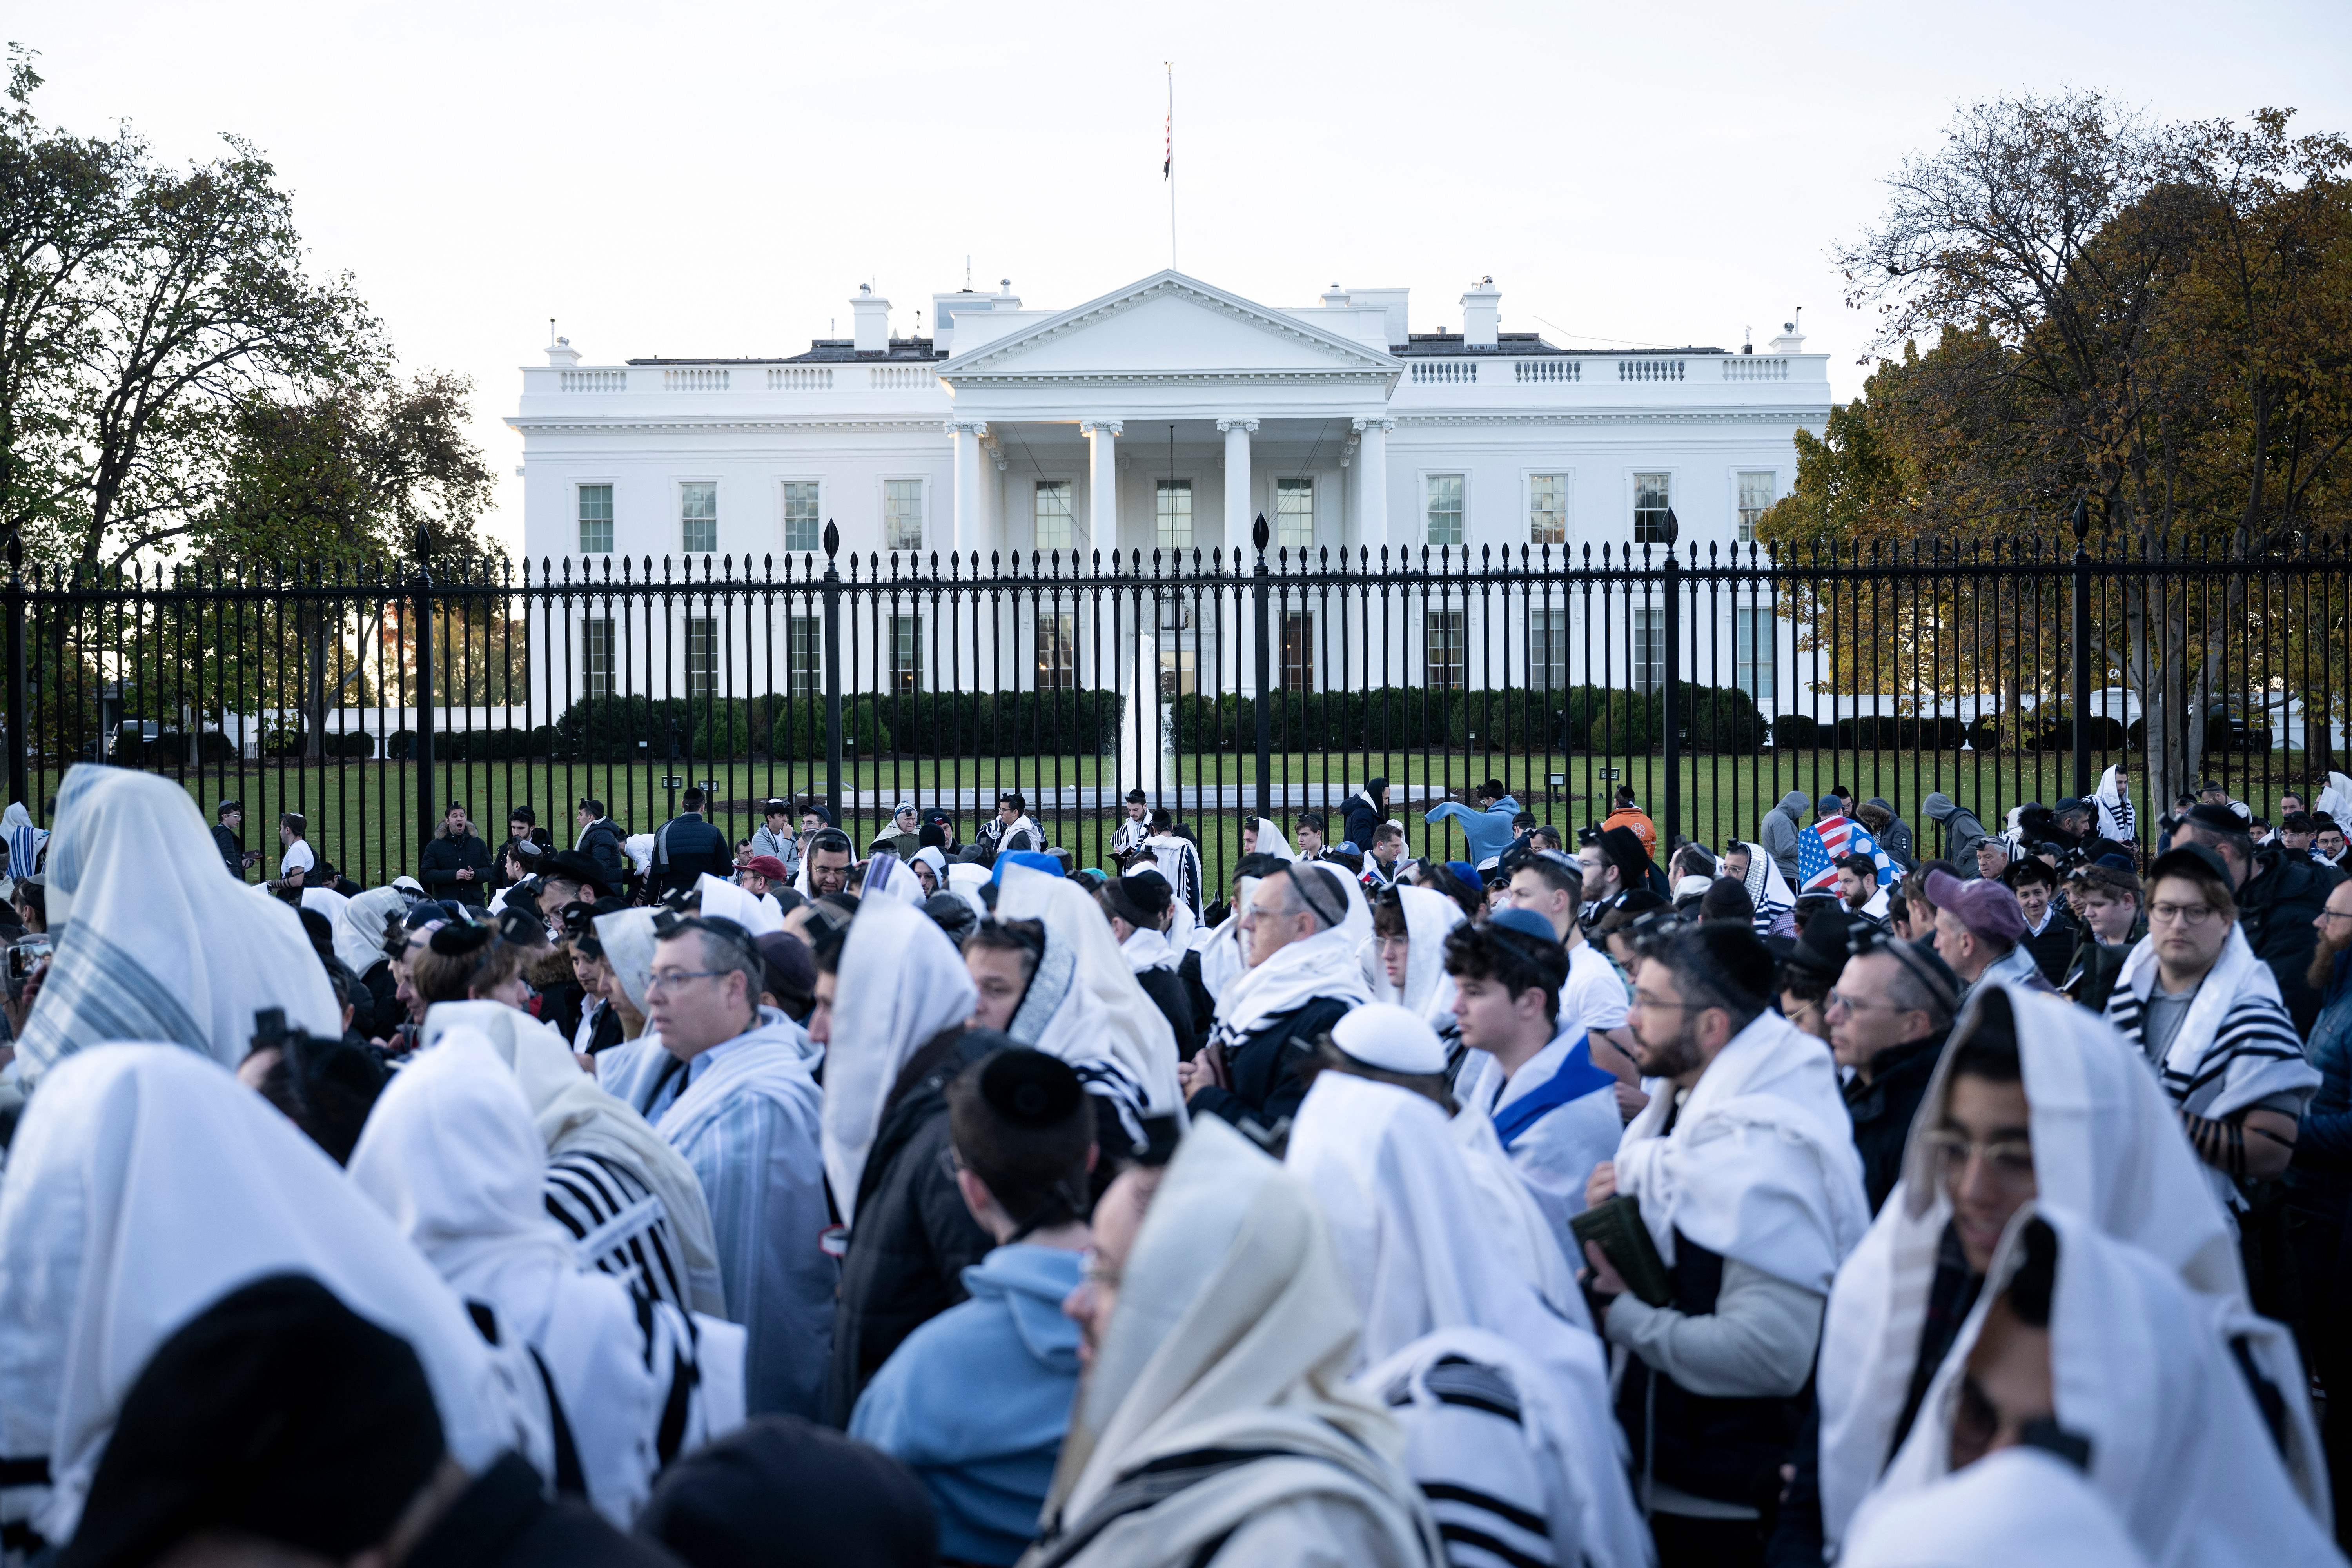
[[0, 760, 2345, 1567]]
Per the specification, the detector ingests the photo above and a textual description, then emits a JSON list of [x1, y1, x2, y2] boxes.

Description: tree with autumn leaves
[[1760, 93, 2352, 808]]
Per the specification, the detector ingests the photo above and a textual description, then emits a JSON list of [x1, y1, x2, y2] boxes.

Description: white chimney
[[1321, 282, 1351, 307], [546, 335, 581, 367], [1460, 276, 1501, 349], [993, 277, 1021, 310], [851, 285, 892, 354], [1769, 310, 1806, 354]]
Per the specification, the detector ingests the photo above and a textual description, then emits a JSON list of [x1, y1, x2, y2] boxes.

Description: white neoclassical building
[[509, 270, 1827, 568]]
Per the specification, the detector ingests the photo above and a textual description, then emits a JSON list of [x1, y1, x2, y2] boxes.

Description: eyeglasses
[[1825, 989, 1901, 1015], [2148, 902, 2221, 927], [645, 967, 727, 991], [2318, 908, 2352, 926], [1923, 1128, 2035, 1187]]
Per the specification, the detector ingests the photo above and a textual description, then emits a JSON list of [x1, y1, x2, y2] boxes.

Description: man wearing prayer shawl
[[1101, 867, 1196, 1047], [1023, 1118, 1443, 1567], [349, 1027, 744, 1524], [1806, 980, 2330, 1559], [0, 1045, 545, 1552], [1583, 920, 1869, 1568], [1725, 841, 1797, 939], [639, 913, 832, 1418], [1181, 860, 1372, 1138], [815, 897, 994, 1424], [1847, 1205, 2337, 1568], [13, 765, 342, 1087], [1288, 1067, 1652, 1568]]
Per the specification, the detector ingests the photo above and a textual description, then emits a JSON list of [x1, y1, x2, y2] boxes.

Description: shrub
[[1771, 713, 1819, 748]]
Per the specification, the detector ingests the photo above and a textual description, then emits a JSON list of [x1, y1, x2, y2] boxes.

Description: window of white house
[[1159, 648, 1196, 699], [1034, 611, 1076, 690], [889, 613, 922, 693], [1275, 477, 1315, 550], [1528, 474, 1567, 545], [1427, 608, 1465, 690], [786, 614, 820, 701], [1425, 474, 1465, 546], [1737, 471, 1775, 544], [680, 482, 717, 554], [1156, 479, 1192, 552], [884, 480, 925, 552], [686, 618, 720, 699], [1734, 604, 1776, 702], [1280, 611, 1314, 693], [783, 482, 821, 553], [1633, 473, 1673, 544], [578, 485, 613, 554], [1528, 606, 1569, 688], [1035, 480, 1075, 552], [1632, 604, 1664, 693], [582, 617, 615, 699]]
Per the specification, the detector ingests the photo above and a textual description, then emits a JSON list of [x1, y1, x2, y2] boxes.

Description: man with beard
[[2293, 877, 2352, 1541]]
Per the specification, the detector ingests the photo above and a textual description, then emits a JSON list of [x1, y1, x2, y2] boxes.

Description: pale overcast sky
[[24, 0, 2352, 555]]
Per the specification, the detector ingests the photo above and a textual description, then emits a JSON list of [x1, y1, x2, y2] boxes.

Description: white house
[[505, 270, 1827, 733]]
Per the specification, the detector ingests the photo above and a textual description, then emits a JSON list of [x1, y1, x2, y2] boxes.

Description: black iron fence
[[15, 514, 2352, 892]]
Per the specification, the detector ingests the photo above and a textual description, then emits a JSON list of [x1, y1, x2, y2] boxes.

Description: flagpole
[[1165, 62, 1176, 270]]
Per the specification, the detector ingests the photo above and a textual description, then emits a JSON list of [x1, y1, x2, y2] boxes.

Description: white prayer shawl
[[1613, 1007, 1870, 1293], [2318, 771, 2352, 827], [0, 1045, 541, 1544], [860, 848, 926, 907], [1363, 1332, 1578, 1568], [820, 897, 977, 1228], [594, 906, 661, 1014], [1363, 884, 1464, 1021], [911, 844, 949, 891], [1119, 926, 1176, 973], [298, 885, 349, 932], [1194, 913, 1246, 1001], [1455, 1022, 1626, 1239], [1139, 832, 1205, 924], [1033, 1118, 1440, 1568], [1736, 840, 1796, 935], [1127, 861, 1197, 955], [4, 800, 45, 880], [349, 1029, 737, 1525], [1450, 1106, 1590, 1329], [1249, 816, 1299, 863], [1842, 1446, 2151, 1568], [624, 831, 657, 876], [655, 1011, 831, 1418], [996, 861, 1185, 1124], [2094, 764, 2137, 845], [418, 1001, 726, 1317], [946, 860, 990, 896], [332, 884, 410, 976], [1853, 1203, 2337, 1568], [1814, 980, 2306, 1547], [15, 765, 341, 1085], [1208, 863, 1374, 1040], [694, 872, 785, 935], [1289, 1076, 1648, 1568]]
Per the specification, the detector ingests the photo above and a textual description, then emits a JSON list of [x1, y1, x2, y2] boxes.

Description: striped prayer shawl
[[544, 1149, 690, 1319], [2106, 983, 2308, 1119]]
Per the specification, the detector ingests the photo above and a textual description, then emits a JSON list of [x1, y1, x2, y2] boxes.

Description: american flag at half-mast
[[1796, 813, 1894, 895]]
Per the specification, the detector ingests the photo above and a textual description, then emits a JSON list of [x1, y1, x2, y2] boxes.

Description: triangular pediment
[[940, 270, 1400, 381]]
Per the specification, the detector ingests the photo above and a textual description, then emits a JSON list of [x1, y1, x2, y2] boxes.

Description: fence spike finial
[[822, 519, 840, 559], [1252, 513, 1269, 556]]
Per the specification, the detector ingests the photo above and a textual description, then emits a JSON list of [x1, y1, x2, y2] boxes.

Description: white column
[[1218, 417, 1258, 552], [1352, 416, 1394, 553], [1081, 419, 1123, 550], [946, 419, 987, 557]]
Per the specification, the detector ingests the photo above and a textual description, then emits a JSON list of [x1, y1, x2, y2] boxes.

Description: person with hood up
[[1584, 920, 1871, 1566], [815, 897, 995, 1423], [1364, 882, 1466, 1056], [1761, 790, 1812, 890], [1803, 980, 2328, 1557], [0, 1045, 546, 1553], [1923, 791, 1989, 876], [1181, 860, 1372, 1138], [13, 764, 343, 1089], [1341, 777, 1390, 861], [1287, 1067, 1653, 1568], [637, 911, 830, 1417], [1024, 1117, 1443, 1567], [348, 1026, 744, 1525], [1845, 1204, 2336, 1568], [852, 1050, 1096, 1566], [1862, 797, 1916, 871]]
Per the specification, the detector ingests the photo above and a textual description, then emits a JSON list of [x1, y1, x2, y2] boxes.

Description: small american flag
[[1797, 813, 1893, 895]]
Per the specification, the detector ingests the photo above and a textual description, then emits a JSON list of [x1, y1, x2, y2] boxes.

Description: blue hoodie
[[1425, 793, 1523, 865], [849, 1243, 1084, 1566]]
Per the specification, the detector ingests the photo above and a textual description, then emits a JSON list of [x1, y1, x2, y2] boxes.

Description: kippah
[[1692, 919, 1775, 1007], [1330, 1003, 1447, 1075], [426, 919, 492, 956], [980, 1048, 1084, 1127], [1486, 907, 1559, 946]]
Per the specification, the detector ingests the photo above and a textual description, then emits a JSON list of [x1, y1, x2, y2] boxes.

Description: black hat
[[59, 1275, 444, 1568], [543, 848, 614, 895], [637, 1416, 936, 1568], [921, 891, 978, 945], [2183, 802, 2248, 837], [2147, 842, 2235, 892], [1783, 900, 1853, 985]]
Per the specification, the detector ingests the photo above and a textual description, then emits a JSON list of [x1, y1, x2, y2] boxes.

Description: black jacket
[[420, 831, 494, 906], [408, 1452, 685, 1568], [2022, 907, 2078, 986], [2240, 845, 2334, 1036], [651, 812, 731, 898], [576, 816, 630, 888], [211, 823, 245, 881], [823, 1028, 999, 1427], [1341, 790, 1386, 857], [1187, 995, 1355, 1138], [1135, 965, 1196, 1061], [495, 827, 555, 887], [2063, 930, 2131, 1015], [1843, 1034, 1944, 1214]]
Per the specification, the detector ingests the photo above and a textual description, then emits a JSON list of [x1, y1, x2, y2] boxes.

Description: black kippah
[[427, 920, 492, 956], [980, 1048, 1083, 1127]]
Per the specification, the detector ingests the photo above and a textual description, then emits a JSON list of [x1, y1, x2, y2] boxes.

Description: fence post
[[1251, 515, 1272, 824], [2070, 497, 2092, 802], [1661, 543, 1681, 850], [822, 520, 844, 826], [411, 526, 436, 861], [5, 527, 23, 813]]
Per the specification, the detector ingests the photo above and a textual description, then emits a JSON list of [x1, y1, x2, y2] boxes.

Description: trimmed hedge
[[1171, 683, 1764, 755], [552, 695, 888, 764]]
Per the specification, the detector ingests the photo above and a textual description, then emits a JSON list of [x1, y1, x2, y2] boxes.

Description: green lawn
[[75, 746, 2307, 893]]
